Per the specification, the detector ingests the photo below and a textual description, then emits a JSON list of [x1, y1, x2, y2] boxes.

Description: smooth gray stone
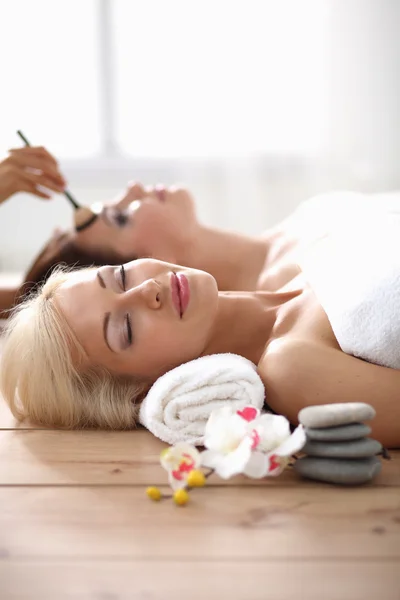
[[294, 456, 382, 485], [305, 423, 372, 442], [302, 438, 382, 458], [299, 403, 376, 429]]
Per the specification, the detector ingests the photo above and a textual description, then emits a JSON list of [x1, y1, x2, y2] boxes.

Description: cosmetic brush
[[17, 130, 100, 232]]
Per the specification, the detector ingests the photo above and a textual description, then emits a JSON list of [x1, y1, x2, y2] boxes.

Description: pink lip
[[171, 272, 182, 317], [176, 273, 190, 315], [170, 272, 190, 318], [154, 186, 166, 202]]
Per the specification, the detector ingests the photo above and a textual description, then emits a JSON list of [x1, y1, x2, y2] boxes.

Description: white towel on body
[[139, 353, 265, 445], [297, 206, 400, 369]]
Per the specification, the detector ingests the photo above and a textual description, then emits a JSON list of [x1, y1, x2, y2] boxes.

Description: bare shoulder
[[258, 338, 400, 448]]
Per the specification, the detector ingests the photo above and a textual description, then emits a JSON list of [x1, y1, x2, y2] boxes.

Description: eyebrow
[[97, 270, 116, 353]]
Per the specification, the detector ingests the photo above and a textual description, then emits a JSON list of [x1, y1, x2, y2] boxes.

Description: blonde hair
[[0, 267, 146, 429]]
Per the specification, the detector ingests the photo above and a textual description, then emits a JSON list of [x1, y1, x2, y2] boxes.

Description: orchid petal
[[160, 443, 201, 472], [264, 453, 289, 476], [274, 425, 306, 457], [243, 451, 269, 478], [204, 405, 235, 433], [236, 406, 260, 422], [204, 413, 248, 454], [210, 437, 253, 479], [168, 470, 187, 491], [200, 450, 222, 470], [255, 414, 291, 452]]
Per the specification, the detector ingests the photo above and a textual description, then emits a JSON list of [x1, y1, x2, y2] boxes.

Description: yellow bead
[[187, 469, 206, 488], [173, 489, 190, 506], [146, 487, 162, 501]]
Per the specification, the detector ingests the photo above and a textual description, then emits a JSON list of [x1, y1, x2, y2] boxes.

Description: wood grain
[[2, 561, 400, 600], [1, 487, 399, 560], [0, 429, 398, 486], [1, 320, 400, 600]]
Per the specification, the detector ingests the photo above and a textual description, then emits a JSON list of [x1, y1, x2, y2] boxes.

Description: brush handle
[[16, 130, 30, 146], [16, 130, 81, 210], [62, 189, 80, 210]]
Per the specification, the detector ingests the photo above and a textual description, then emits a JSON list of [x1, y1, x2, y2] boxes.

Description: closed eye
[[119, 264, 133, 346], [126, 314, 132, 345], [114, 211, 129, 226], [120, 264, 126, 291], [102, 207, 129, 228]]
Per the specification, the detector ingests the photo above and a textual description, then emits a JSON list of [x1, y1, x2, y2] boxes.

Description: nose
[[120, 278, 162, 311], [116, 182, 146, 210]]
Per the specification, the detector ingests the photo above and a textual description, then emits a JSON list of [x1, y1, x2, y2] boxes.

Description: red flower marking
[[269, 454, 280, 472], [171, 453, 195, 480], [250, 429, 260, 450], [179, 453, 195, 473], [237, 407, 258, 422]]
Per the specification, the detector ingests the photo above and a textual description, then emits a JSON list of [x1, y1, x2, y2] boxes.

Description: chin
[[170, 186, 196, 213], [206, 271, 218, 293], [198, 269, 219, 305]]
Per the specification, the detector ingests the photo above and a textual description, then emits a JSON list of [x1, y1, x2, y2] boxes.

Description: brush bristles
[[74, 207, 99, 232]]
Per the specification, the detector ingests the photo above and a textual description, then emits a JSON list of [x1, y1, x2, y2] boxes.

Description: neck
[[181, 225, 267, 291], [202, 289, 300, 365]]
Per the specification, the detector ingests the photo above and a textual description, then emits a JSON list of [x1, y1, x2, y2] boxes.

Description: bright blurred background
[[0, 0, 399, 271]]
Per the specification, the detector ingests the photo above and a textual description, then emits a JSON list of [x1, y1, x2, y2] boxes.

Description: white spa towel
[[139, 353, 265, 445], [298, 209, 400, 370]]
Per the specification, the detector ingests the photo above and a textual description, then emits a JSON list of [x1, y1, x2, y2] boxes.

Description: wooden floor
[[0, 345, 399, 598]]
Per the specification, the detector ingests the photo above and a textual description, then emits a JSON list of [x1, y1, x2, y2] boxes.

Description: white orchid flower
[[201, 405, 306, 479], [160, 443, 202, 490]]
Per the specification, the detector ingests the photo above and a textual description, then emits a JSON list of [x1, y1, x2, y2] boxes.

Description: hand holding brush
[[0, 139, 66, 206], [16, 130, 100, 231]]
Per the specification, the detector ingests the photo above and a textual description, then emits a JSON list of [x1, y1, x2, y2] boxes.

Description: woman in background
[[2, 173, 399, 317]]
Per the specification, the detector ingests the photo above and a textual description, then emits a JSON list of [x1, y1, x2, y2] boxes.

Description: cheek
[[75, 221, 112, 252], [139, 321, 200, 375], [76, 220, 133, 261]]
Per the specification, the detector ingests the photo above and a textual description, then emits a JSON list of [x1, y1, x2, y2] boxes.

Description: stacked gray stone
[[293, 403, 383, 485]]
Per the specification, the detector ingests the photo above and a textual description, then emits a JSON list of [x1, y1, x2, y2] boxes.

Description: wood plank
[[1, 561, 399, 600], [0, 487, 399, 560], [0, 429, 398, 486]]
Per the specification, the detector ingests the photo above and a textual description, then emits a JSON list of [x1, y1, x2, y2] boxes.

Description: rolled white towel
[[139, 353, 265, 445]]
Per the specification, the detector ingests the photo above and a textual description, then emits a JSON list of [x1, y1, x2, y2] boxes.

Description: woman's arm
[[0, 286, 19, 319], [258, 339, 400, 448]]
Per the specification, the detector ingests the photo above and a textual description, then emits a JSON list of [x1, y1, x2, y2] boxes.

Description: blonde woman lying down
[[1, 191, 400, 448]]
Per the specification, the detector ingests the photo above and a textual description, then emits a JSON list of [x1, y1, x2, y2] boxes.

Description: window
[[1, 0, 329, 160], [0, 0, 101, 158], [114, 0, 330, 158]]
